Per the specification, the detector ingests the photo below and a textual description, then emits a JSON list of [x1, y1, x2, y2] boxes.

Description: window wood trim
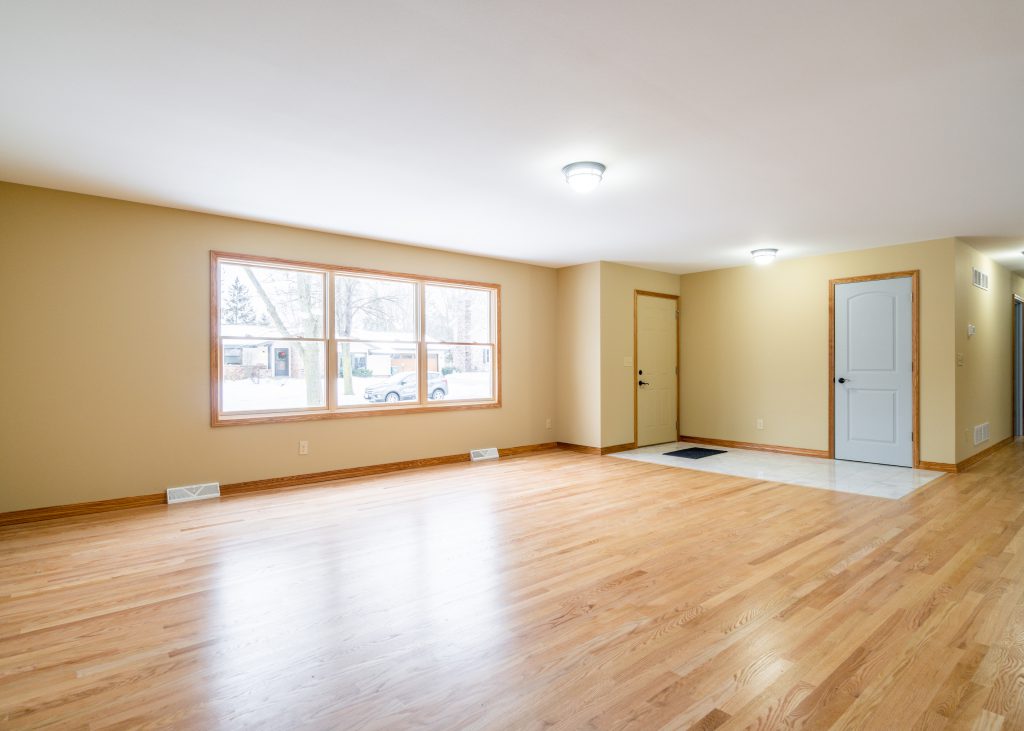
[[210, 250, 501, 427]]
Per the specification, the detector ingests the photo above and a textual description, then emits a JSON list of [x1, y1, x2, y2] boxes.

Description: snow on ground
[[222, 372, 492, 412]]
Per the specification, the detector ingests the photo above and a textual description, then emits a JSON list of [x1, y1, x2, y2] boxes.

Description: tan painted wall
[[2, 181, 1013, 513], [0, 183, 557, 512], [555, 263, 602, 448], [678, 239, 958, 463], [599, 262, 679, 447], [953, 240, 1015, 462]]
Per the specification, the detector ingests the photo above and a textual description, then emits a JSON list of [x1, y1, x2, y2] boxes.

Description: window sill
[[211, 399, 501, 427]]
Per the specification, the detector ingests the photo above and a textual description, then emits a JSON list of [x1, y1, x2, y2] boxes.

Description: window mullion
[[417, 282, 427, 405], [326, 271, 336, 411]]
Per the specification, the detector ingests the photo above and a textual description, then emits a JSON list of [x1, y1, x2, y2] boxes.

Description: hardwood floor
[[2, 442, 1023, 729]]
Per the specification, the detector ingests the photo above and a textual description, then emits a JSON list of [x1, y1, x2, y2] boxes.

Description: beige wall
[[0, 183, 557, 512], [678, 239, 958, 463], [599, 262, 679, 447], [553, 261, 679, 448], [555, 263, 602, 447], [953, 240, 1015, 462], [3, 181, 1017, 513]]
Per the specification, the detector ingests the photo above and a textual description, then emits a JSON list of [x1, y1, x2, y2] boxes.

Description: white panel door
[[637, 294, 678, 446], [835, 277, 913, 467]]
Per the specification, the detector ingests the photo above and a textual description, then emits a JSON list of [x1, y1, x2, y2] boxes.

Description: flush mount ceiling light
[[751, 248, 779, 265], [561, 161, 605, 194]]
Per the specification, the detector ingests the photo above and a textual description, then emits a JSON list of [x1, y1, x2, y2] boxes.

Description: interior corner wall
[[555, 263, 602, 447], [0, 182, 558, 513], [953, 239, 1015, 462], [677, 238, 958, 464], [599, 262, 679, 447]]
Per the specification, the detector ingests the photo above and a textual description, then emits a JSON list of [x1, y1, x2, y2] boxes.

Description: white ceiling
[[2, 1, 1023, 274]]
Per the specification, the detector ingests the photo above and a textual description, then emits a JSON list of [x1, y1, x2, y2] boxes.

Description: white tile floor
[[610, 441, 946, 499]]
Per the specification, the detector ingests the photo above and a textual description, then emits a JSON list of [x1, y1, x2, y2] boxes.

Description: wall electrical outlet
[[545, 417, 552, 429], [956, 352, 965, 367], [755, 417, 765, 430], [298, 440, 309, 455]]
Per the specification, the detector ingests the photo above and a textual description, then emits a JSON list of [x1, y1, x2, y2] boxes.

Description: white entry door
[[636, 294, 678, 446], [834, 277, 913, 467]]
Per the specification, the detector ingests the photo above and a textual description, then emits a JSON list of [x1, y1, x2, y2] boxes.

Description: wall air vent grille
[[166, 482, 221, 504], [972, 268, 989, 291], [470, 447, 499, 462]]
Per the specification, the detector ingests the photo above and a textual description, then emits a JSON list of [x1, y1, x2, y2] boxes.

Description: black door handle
[[639, 380, 650, 386], [838, 377, 848, 384]]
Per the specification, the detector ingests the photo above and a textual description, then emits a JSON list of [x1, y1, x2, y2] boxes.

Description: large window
[[211, 252, 499, 424]]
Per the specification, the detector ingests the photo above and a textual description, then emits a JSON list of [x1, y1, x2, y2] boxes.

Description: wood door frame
[[633, 290, 681, 447], [1013, 294, 1024, 438], [828, 270, 920, 467]]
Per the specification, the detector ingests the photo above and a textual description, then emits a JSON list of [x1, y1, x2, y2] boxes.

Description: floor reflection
[[203, 488, 506, 722]]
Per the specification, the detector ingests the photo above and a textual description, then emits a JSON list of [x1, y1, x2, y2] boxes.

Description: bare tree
[[244, 269, 324, 405], [426, 287, 480, 372], [335, 277, 411, 396]]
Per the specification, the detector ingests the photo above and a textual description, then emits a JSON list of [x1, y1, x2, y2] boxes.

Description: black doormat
[[663, 447, 727, 459]]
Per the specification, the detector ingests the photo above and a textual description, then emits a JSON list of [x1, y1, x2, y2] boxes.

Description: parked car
[[364, 371, 448, 403]]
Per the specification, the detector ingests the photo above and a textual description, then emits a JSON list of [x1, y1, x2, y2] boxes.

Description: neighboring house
[[222, 324, 473, 378]]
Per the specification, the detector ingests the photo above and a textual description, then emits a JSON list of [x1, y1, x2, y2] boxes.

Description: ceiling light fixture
[[751, 248, 779, 265], [561, 161, 605, 194]]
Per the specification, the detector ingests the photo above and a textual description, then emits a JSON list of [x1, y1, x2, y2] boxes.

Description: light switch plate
[[623, 356, 633, 367]]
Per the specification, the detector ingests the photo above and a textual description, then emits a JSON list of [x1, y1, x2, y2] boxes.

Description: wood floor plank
[[1, 442, 1023, 729]]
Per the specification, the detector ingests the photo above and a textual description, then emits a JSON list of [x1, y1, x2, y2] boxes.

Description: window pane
[[428, 345, 493, 401], [337, 342, 418, 406], [425, 285, 492, 343], [221, 339, 325, 412], [220, 263, 324, 338], [335, 275, 417, 341]]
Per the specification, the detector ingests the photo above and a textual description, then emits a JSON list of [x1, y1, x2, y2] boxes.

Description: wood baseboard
[[913, 460, 958, 473], [0, 493, 167, 528], [678, 435, 830, 459], [556, 442, 637, 456], [917, 461, 958, 473], [557, 442, 601, 455], [496, 443, 559, 457], [221, 442, 557, 495], [955, 437, 1013, 473], [600, 442, 638, 455], [0, 442, 559, 527]]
